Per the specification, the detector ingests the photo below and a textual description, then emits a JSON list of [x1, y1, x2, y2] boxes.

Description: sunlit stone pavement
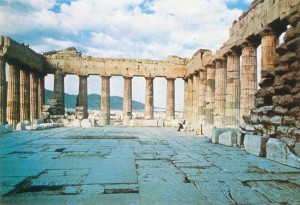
[[1, 127, 300, 205]]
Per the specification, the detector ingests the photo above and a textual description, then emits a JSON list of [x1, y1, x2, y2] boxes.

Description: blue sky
[[0, 0, 252, 109]]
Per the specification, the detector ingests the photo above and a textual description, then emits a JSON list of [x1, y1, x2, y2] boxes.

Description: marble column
[[7, 63, 20, 128], [241, 42, 257, 121], [183, 78, 188, 120], [187, 76, 193, 123], [30, 72, 38, 122], [20, 69, 30, 122], [192, 73, 199, 124], [145, 77, 154, 119], [78, 75, 88, 118], [54, 69, 65, 115], [205, 64, 215, 125], [100, 76, 110, 125], [166, 78, 175, 120], [198, 70, 207, 125], [123, 76, 132, 125], [37, 74, 45, 118], [214, 58, 226, 128], [225, 51, 240, 128], [0, 56, 7, 124], [260, 30, 278, 75]]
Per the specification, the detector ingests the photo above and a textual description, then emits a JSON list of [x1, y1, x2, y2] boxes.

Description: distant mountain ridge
[[45, 89, 144, 110]]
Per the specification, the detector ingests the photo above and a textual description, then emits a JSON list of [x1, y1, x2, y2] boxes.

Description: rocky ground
[[0, 127, 300, 205]]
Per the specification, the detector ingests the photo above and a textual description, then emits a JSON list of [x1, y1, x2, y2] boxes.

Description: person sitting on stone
[[177, 120, 186, 131]]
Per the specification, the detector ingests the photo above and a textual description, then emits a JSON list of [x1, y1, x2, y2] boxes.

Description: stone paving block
[[80, 184, 104, 194], [266, 138, 300, 168], [139, 183, 210, 205], [218, 130, 237, 146], [244, 134, 269, 157], [84, 158, 137, 184], [63, 186, 81, 195], [1, 127, 300, 204]]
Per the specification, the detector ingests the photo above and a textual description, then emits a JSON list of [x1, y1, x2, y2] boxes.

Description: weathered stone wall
[[242, 14, 300, 156]]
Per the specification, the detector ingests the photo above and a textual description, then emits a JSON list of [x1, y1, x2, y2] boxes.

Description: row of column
[[184, 32, 278, 129], [53, 73, 176, 125], [0, 57, 45, 128]]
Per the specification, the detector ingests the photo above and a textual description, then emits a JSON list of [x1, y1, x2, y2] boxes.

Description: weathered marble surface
[[1, 127, 300, 204]]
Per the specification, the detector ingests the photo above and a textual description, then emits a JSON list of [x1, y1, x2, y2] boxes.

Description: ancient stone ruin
[[0, 0, 299, 168]]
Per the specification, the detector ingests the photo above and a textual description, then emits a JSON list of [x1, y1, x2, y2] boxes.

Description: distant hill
[[44, 89, 144, 110]]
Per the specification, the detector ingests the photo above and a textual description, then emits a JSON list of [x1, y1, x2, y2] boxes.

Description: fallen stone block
[[25, 125, 32, 131], [266, 138, 300, 169], [72, 119, 81, 127], [244, 134, 269, 157], [33, 118, 44, 125], [16, 122, 26, 131], [5, 124, 13, 132], [157, 119, 164, 127], [218, 130, 237, 147], [202, 124, 215, 138], [0, 124, 4, 134], [81, 119, 92, 128], [62, 119, 71, 127], [212, 128, 232, 144]]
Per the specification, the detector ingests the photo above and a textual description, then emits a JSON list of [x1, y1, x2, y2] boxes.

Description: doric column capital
[[241, 40, 256, 48], [166, 77, 176, 81], [259, 27, 278, 37], [214, 56, 226, 63], [145, 76, 154, 80], [101, 75, 111, 79], [78, 74, 89, 78], [123, 76, 133, 80], [224, 49, 240, 58]]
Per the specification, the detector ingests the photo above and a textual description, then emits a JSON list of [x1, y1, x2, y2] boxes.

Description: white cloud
[[1, 0, 245, 109]]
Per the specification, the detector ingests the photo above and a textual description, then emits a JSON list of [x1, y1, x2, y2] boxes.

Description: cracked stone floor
[[0, 127, 300, 205]]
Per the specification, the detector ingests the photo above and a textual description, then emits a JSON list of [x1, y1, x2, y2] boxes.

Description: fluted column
[[0, 56, 7, 124], [198, 70, 207, 125], [37, 74, 45, 118], [20, 69, 30, 122], [241, 42, 257, 121], [166, 78, 175, 120], [145, 77, 154, 119], [225, 51, 240, 128], [260, 29, 278, 75], [205, 64, 215, 125], [100, 76, 110, 125], [78, 75, 88, 118], [30, 72, 38, 122], [187, 76, 193, 123], [183, 78, 188, 120], [123, 76, 132, 125], [7, 63, 20, 128], [192, 73, 199, 125], [54, 69, 65, 115], [214, 58, 226, 128]]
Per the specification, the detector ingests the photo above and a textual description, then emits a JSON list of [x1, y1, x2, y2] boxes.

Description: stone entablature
[[44, 48, 187, 78], [0, 36, 44, 72], [185, 0, 300, 76]]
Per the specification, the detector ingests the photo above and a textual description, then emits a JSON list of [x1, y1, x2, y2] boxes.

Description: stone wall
[[242, 14, 300, 157]]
